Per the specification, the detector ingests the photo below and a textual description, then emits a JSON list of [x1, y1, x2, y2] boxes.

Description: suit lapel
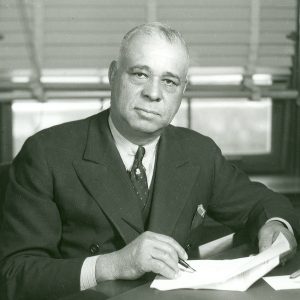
[[73, 111, 144, 244], [148, 127, 201, 236]]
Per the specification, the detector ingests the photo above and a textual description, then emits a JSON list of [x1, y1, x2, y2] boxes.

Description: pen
[[290, 269, 300, 279], [178, 258, 196, 272]]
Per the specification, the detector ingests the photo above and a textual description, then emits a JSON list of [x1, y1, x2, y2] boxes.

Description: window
[[190, 98, 272, 156], [172, 97, 289, 175], [12, 99, 110, 156]]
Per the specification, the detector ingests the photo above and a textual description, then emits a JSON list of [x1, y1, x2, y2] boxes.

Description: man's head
[[109, 22, 189, 145]]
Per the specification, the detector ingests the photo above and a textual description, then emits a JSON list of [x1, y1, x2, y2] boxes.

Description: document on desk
[[198, 232, 234, 259], [151, 233, 290, 292], [263, 275, 300, 290]]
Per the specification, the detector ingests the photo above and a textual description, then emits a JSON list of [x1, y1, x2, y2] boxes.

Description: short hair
[[118, 22, 189, 64]]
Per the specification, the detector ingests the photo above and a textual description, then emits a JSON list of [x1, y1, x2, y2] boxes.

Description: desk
[[108, 251, 300, 300], [60, 247, 300, 300], [250, 175, 300, 195]]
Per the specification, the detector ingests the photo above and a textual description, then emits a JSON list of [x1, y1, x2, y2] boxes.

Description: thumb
[[258, 232, 275, 253]]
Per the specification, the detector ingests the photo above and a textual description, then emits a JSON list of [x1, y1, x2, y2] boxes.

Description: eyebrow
[[128, 65, 150, 72], [129, 65, 182, 81], [163, 71, 181, 81]]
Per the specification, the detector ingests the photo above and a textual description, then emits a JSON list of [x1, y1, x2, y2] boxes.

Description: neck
[[124, 132, 161, 146]]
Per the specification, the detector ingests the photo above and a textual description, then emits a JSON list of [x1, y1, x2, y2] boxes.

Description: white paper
[[204, 256, 280, 291], [151, 233, 290, 291], [198, 233, 234, 258], [263, 275, 300, 290]]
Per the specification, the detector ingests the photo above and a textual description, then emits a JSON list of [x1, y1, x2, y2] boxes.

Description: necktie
[[129, 146, 148, 207]]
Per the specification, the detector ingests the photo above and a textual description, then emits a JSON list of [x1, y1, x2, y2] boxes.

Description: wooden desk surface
[[60, 247, 300, 300], [250, 175, 300, 194], [108, 251, 300, 300], [109, 281, 300, 300]]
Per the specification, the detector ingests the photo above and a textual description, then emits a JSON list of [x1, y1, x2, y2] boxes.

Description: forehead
[[120, 33, 189, 77]]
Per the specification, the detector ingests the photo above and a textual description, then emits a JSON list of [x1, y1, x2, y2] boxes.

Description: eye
[[162, 78, 178, 87], [134, 72, 148, 79]]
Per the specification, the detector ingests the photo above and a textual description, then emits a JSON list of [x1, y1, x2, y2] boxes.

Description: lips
[[135, 107, 160, 116]]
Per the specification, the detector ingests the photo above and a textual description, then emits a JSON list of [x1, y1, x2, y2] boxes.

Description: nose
[[142, 77, 162, 101]]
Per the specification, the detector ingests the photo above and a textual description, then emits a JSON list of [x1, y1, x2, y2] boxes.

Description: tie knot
[[135, 146, 145, 162]]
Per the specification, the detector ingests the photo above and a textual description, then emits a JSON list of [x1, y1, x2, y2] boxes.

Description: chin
[[133, 124, 164, 136]]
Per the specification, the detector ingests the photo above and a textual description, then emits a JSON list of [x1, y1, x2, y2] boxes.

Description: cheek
[[119, 83, 140, 107], [163, 96, 182, 119]]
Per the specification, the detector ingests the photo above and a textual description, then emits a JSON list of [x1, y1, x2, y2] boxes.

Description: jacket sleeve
[[207, 144, 300, 243], [0, 135, 85, 300]]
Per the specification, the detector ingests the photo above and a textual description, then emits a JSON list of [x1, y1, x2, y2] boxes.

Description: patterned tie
[[129, 146, 148, 207]]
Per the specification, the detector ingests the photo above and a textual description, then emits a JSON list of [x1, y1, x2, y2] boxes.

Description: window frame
[[227, 99, 296, 175], [180, 96, 296, 176]]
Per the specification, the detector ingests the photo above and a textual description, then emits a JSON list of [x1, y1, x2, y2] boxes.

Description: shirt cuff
[[80, 255, 99, 291], [267, 217, 294, 236]]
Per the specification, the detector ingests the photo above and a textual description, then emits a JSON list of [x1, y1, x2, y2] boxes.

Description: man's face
[[109, 33, 188, 143]]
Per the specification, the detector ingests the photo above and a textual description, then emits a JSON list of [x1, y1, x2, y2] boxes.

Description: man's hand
[[95, 231, 187, 282], [258, 220, 297, 264]]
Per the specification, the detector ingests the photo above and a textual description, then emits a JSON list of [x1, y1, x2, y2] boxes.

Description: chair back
[[0, 162, 11, 225]]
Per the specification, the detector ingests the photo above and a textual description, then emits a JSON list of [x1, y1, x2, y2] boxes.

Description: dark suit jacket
[[0, 109, 299, 300]]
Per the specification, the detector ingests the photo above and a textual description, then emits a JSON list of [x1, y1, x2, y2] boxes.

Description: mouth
[[135, 107, 160, 116]]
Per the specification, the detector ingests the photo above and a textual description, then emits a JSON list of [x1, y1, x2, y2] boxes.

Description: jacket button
[[185, 243, 192, 251], [89, 243, 101, 255]]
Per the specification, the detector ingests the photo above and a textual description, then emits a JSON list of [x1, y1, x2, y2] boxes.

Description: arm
[[95, 231, 187, 282], [208, 145, 300, 250], [0, 135, 188, 299], [81, 231, 187, 290], [0, 136, 84, 300]]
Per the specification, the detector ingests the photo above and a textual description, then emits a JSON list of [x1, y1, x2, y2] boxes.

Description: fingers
[[153, 242, 180, 269], [104, 231, 188, 280], [141, 232, 185, 277], [150, 248, 179, 279], [281, 229, 297, 252], [258, 230, 278, 252], [150, 232, 188, 260], [258, 221, 283, 252], [258, 221, 298, 258], [279, 229, 297, 265], [131, 231, 187, 279]]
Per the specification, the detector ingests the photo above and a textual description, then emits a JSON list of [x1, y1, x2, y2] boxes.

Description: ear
[[183, 78, 188, 94], [108, 60, 118, 85]]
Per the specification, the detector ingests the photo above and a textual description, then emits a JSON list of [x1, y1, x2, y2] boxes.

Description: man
[[0, 22, 299, 300]]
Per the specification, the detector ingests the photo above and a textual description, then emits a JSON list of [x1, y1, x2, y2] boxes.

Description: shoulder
[[166, 124, 219, 153], [33, 115, 91, 141], [162, 124, 223, 166]]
